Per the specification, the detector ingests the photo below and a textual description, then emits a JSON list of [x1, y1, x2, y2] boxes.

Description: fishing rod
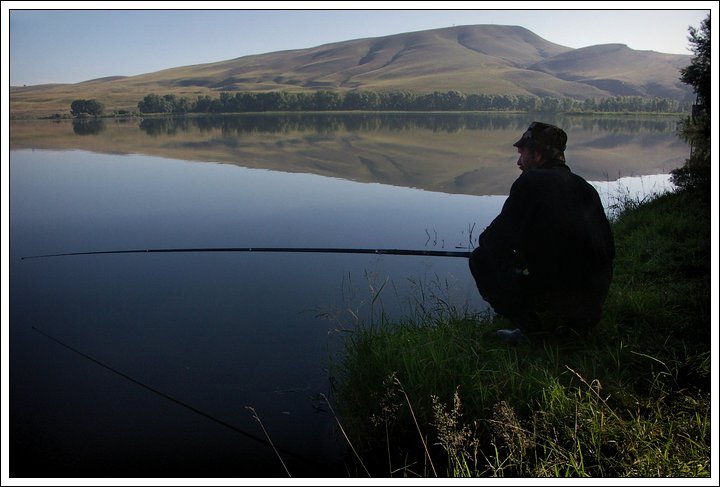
[[21, 246, 472, 260], [30, 325, 323, 469]]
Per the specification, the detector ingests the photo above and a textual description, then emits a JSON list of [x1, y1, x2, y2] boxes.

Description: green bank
[[329, 186, 711, 477]]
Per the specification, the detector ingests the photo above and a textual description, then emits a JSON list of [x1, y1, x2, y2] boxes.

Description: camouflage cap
[[513, 122, 567, 161]]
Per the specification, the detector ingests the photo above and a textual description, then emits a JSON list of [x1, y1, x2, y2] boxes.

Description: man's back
[[471, 163, 615, 337]]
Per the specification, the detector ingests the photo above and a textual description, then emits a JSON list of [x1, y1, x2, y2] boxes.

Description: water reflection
[[10, 113, 688, 197], [136, 112, 681, 136], [8, 113, 686, 476], [9, 147, 493, 476], [72, 118, 105, 135]]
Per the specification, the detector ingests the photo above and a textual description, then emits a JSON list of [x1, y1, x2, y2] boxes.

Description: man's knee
[[469, 247, 495, 293], [469, 247, 526, 318]]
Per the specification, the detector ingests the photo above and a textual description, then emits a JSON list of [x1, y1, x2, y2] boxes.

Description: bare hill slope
[[10, 24, 692, 117]]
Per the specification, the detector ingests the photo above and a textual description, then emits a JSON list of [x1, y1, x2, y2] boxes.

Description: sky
[[3, 2, 713, 87]]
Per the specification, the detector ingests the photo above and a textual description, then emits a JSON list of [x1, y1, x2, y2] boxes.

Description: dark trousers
[[469, 246, 532, 328], [469, 246, 607, 337]]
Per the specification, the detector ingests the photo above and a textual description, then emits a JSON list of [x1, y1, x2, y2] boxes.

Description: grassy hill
[[529, 44, 693, 99], [10, 24, 693, 118]]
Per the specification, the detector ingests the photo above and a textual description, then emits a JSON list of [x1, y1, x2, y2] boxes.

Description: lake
[[8, 113, 686, 477]]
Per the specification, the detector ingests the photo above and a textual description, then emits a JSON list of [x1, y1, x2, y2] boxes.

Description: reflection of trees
[[139, 117, 191, 136], [72, 119, 106, 135], [571, 117, 679, 134], [136, 114, 680, 137]]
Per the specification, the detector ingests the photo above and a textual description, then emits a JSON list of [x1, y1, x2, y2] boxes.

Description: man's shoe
[[496, 328, 528, 344]]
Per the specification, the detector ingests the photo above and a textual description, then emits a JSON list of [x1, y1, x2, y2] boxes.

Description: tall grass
[[328, 187, 711, 477]]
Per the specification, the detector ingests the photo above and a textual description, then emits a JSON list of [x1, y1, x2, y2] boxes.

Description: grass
[[327, 186, 711, 477]]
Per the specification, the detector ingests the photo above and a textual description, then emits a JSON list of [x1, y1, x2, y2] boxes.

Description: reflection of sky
[[11, 149, 666, 256], [589, 174, 675, 218], [10, 149, 505, 255], [9, 148, 674, 475], [10, 149, 498, 476]]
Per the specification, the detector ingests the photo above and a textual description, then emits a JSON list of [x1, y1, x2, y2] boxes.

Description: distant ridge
[[10, 24, 693, 117]]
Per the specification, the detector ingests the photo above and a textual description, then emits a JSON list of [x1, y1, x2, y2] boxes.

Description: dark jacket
[[470, 161, 615, 335]]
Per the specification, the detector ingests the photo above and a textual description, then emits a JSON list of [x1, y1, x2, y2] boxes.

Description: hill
[[10, 24, 693, 118]]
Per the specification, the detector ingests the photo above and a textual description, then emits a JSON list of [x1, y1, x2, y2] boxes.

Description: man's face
[[517, 147, 543, 171]]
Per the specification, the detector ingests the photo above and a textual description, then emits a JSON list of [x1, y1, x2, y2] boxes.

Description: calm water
[[9, 114, 685, 477]]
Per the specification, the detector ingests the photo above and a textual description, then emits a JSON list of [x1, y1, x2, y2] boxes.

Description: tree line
[[69, 91, 689, 118], [132, 90, 688, 115]]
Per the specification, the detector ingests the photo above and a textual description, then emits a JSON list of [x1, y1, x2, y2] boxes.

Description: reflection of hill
[[9, 114, 688, 196], [138, 113, 530, 136]]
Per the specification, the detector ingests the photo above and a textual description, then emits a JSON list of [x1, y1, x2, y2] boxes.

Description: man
[[469, 121, 615, 343]]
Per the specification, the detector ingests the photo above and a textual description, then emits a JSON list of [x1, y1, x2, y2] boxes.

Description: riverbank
[[330, 186, 711, 477]]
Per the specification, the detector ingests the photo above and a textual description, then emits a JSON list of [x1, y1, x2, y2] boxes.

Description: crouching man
[[470, 122, 615, 343]]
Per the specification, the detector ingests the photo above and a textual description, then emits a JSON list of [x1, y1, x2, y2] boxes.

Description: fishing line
[[31, 325, 322, 467], [21, 246, 472, 260]]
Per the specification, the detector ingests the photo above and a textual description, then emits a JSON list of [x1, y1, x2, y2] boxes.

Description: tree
[[680, 15, 710, 109], [138, 94, 167, 113], [70, 99, 104, 117], [313, 91, 341, 111], [672, 14, 710, 191]]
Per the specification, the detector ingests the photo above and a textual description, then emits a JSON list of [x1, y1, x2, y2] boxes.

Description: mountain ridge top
[[10, 24, 692, 117]]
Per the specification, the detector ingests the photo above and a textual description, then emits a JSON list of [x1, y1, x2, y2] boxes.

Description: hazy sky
[[4, 3, 712, 86]]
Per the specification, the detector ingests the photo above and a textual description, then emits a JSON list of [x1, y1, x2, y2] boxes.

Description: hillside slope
[[10, 24, 692, 117]]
